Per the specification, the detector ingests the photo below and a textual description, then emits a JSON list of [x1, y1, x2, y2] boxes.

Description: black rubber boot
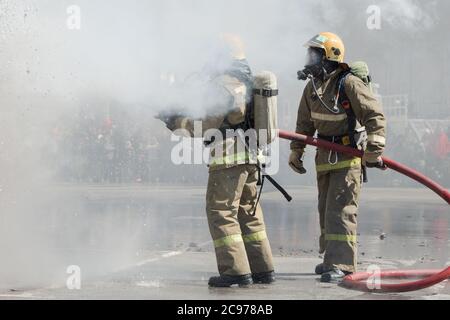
[[315, 263, 326, 275], [252, 271, 276, 284], [320, 268, 352, 283], [208, 274, 253, 288]]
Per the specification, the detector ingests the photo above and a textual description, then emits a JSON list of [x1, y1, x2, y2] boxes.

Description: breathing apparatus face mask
[[201, 56, 233, 80], [201, 42, 235, 80], [305, 47, 324, 67], [297, 47, 325, 81]]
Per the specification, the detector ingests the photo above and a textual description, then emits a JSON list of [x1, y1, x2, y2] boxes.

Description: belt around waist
[[317, 134, 351, 146]]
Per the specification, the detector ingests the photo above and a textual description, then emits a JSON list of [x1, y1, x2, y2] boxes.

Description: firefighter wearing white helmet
[[290, 32, 387, 282], [159, 33, 276, 287]]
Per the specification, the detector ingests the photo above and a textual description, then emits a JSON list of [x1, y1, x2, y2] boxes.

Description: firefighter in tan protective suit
[[159, 34, 275, 287], [290, 32, 387, 282]]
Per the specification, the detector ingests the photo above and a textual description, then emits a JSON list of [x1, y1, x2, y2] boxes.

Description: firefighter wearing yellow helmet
[[290, 32, 387, 282], [159, 33, 275, 287]]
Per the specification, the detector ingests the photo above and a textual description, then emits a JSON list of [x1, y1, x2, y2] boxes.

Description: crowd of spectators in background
[[48, 102, 450, 187], [49, 102, 207, 185], [386, 125, 450, 187]]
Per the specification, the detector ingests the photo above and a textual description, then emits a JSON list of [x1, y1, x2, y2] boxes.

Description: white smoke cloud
[[0, 0, 320, 290], [380, 0, 438, 30], [0, 0, 446, 291]]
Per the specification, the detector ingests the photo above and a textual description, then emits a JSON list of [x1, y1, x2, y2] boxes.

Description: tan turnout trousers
[[206, 164, 274, 276], [317, 152, 362, 273]]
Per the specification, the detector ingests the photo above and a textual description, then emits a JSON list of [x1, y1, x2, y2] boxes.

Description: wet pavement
[[0, 185, 449, 300]]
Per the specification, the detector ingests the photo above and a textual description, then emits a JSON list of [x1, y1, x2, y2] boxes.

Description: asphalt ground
[[0, 186, 448, 300]]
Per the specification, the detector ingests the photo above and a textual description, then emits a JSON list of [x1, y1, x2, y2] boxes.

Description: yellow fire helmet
[[220, 33, 246, 60], [305, 32, 345, 63]]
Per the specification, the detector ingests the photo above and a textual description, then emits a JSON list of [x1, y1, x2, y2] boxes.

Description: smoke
[[0, 0, 447, 290], [0, 0, 316, 290], [380, 0, 438, 31]]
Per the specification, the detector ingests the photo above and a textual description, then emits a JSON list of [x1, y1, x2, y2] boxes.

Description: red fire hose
[[278, 130, 450, 293]]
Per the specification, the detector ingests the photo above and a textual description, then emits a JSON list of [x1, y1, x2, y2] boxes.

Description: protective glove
[[362, 152, 387, 170], [289, 150, 307, 174]]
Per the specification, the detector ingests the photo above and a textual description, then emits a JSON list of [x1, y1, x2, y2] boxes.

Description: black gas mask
[[297, 47, 338, 81], [297, 47, 324, 80]]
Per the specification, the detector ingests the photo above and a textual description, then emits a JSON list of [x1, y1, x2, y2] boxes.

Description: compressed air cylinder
[[253, 71, 278, 146]]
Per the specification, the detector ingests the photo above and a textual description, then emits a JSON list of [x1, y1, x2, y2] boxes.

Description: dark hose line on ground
[[278, 129, 450, 293]]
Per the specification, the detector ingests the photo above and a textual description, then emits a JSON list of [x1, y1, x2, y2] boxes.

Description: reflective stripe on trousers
[[214, 230, 267, 248], [243, 230, 267, 243], [325, 234, 357, 243]]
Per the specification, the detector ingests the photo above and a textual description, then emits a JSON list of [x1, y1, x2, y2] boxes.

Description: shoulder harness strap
[[337, 72, 357, 148]]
